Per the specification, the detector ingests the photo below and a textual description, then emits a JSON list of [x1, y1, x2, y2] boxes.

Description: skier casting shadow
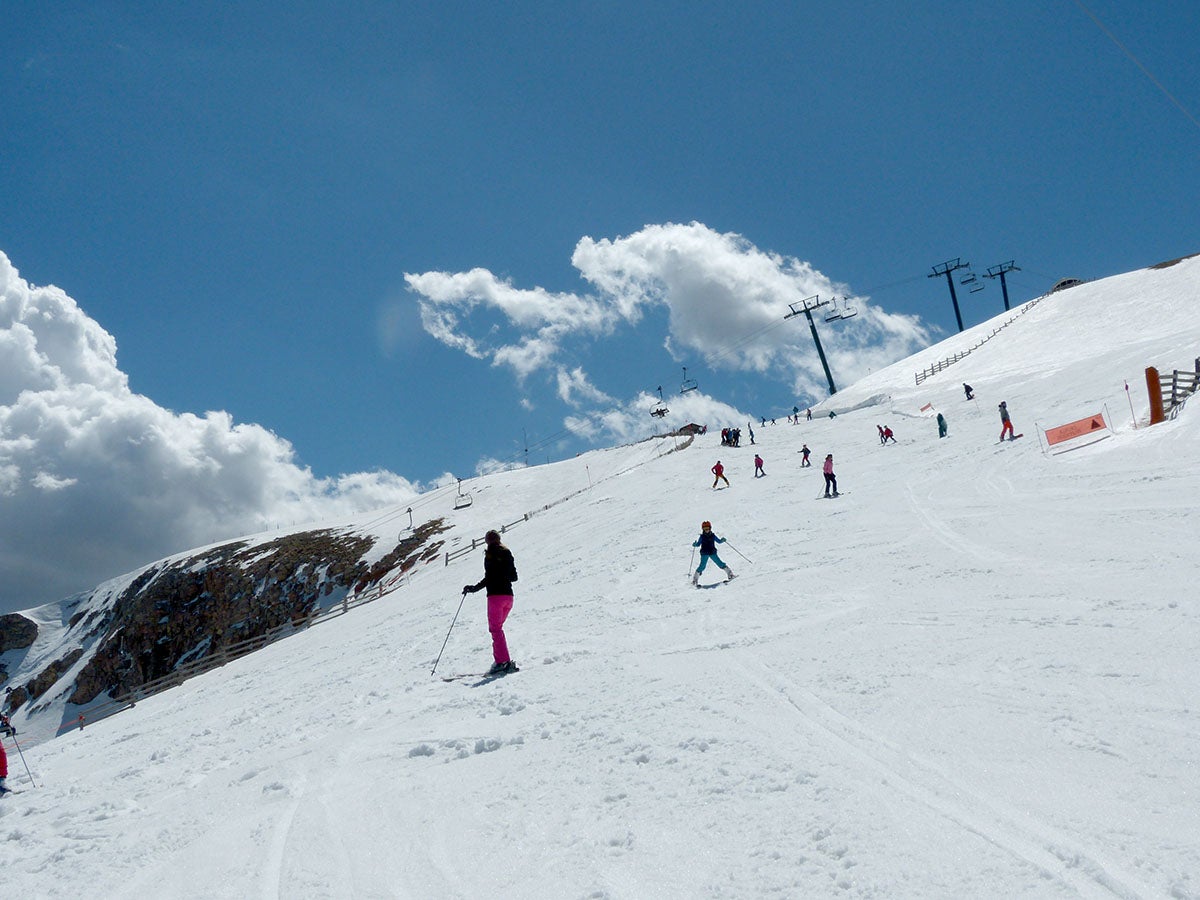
[[463, 530, 519, 674], [692, 521, 734, 587]]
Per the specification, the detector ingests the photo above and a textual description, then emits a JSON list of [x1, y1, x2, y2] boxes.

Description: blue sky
[[1, 1, 1198, 608]]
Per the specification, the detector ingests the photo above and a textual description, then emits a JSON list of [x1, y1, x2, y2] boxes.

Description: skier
[[462, 530, 519, 674], [883, 426, 896, 444], [806, 408, 812, 421], [823, 453, 839, 497], [963, 383, 974, 401], [0, 713, 11, 793], [692, 521, 734, 586], [937, 412, 948, 438], [753, 454, 765, 477], [711, 460, 730, 489], [748, 424, 755, 445], [877, 425, 886, 445], [800, 444, 812, 467], [998, 401, 1015, 441]]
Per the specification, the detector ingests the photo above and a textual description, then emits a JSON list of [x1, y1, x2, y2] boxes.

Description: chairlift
[[968, 279, 985, 294], [649, 385, 669, 418], [824, 302, 843, 322], [838, 299, 858, 320], [680, 367, 698, 394], [960, 273, 977, 286], [452, 478, 473, 510]]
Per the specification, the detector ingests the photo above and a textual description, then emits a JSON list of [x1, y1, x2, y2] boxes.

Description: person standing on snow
[[800, 444, 812, 467], [937, 412, 948, 438], [711, 460, 730, 489], [463, 530, 519, 674], [964, 383, 974, 400], [0, 713, 12, 793], [753, 454, 766, 477], [823, 453, 839, 497], [883, 426, 896, 444], [877, 425, 886, 444], [692, 521, 735, 586], [999, 401, 1015, 441]]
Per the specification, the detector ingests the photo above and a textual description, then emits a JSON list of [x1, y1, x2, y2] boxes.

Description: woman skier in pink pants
[[464, 530, 519, 674]]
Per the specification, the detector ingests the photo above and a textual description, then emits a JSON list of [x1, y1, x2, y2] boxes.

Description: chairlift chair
[[838, 300, 858, 319], [680, 367, 698, 394], [453, 478, 473, 510], [649, 386, 669, 418], [824, 303, 843, 322]]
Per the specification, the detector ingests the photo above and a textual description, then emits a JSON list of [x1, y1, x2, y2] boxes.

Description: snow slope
[[3, 255, 1200, 898]]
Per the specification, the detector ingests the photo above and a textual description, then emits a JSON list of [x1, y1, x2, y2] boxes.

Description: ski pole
[[724, 541, 753, 564], [8, 733, 36, 788], [431, 590, 468, 676]]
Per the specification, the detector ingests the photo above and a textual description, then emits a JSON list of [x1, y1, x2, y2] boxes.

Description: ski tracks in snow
[[734, 654, 1153, 899]]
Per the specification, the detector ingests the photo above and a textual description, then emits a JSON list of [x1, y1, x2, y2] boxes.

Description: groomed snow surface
[[4, 257, 1200, 898]]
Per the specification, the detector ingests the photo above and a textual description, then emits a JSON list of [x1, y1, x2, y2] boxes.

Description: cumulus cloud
[[407, 222, 929, 398], [0, 253, 422, 613], [565, 389, 751, 447]]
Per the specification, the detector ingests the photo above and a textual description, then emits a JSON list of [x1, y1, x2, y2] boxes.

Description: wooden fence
[[914, 295, 1046, 385], [55, 570, 411, 736], [1160, 357, 1200, 418]]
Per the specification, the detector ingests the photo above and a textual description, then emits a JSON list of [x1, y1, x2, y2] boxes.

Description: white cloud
[[565, 389, 750, 447], [555, 367, 613, 407], [0, 252, 422, 613], [407, 222, 930, 394]]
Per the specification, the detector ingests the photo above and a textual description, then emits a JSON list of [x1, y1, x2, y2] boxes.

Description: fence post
[[1146, 367, 1165, 425]]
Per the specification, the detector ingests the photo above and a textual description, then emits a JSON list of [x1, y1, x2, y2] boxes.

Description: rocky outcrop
[[0, 613, 38, 653], [0, 613, 39, 688], [4, 520, 448, 715]]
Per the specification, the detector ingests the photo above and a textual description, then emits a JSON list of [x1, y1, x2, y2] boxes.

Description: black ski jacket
[[469, 545, 518, 596]]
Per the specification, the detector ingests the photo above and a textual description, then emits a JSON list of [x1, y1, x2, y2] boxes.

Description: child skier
[[711, 460, 730, 489], [801, 444, 812, 467], [753, 454, 765, 477], [692, 521, 734, 586], [937, 412, 948, 438]]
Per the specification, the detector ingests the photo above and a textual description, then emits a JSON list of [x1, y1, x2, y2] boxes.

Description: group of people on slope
[[451, 389, 1020, 675]]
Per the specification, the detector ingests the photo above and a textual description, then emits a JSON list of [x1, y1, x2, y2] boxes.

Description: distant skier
[[963, 383, 974, 401], [998, 401, 1015, 441], [823, 454, 839, 497], [711, 460, 730, 489], [806, 408, 812, 421], [800, 444, 812, 467], [937, 412, 948, 438], [692, 521, 734, 586], [748, 424, 755, 445], [883, 426, 896, 444], [877, 425, 886, 444], [753, 454, 766, 478], [462, 530, 519, 675]]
